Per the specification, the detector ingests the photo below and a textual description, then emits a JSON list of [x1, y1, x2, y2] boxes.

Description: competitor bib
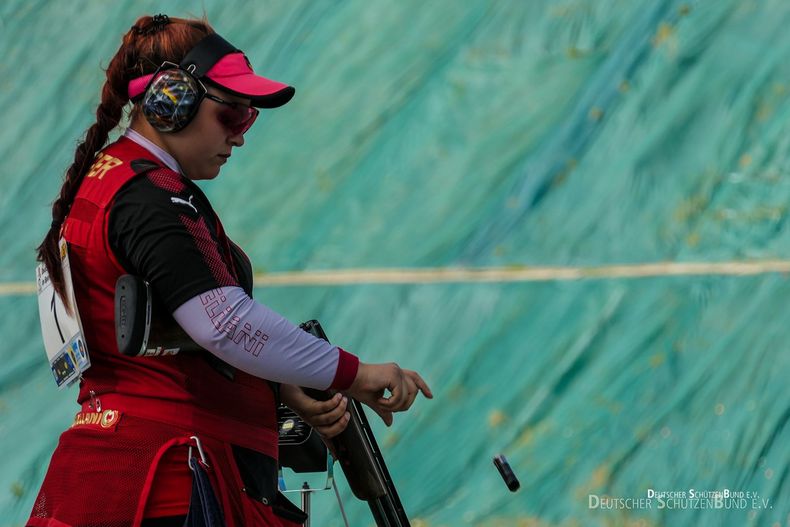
[[36, 238, 91, 388]]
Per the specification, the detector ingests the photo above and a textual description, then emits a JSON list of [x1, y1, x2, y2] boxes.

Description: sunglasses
[[204, 92, 259, 136]]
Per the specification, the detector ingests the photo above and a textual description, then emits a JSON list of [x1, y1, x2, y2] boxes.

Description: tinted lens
[[217, 105, 258, 135]]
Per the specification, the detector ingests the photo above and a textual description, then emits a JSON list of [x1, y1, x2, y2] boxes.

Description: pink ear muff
[[128, 74, 155, 100]]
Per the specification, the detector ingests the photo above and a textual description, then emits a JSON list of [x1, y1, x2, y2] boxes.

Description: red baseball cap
[[128, 33, 295, 108], [201, 52, 294, 108]]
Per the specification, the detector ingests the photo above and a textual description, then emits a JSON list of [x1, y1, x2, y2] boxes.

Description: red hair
[[37, 15, 214, 304]]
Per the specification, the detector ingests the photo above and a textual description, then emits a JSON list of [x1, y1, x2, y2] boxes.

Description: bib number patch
[[36, 239, 91, 388]]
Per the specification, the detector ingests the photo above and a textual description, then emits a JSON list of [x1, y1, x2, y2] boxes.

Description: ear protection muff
[[141, 65, 204, 132], [139, 33, 239, 133]]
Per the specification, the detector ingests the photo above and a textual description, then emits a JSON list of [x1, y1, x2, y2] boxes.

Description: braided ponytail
[[36, 15, 213, 303]]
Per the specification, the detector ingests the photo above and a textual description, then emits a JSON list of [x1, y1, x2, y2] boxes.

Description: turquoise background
[[1, 1, 789, 526]]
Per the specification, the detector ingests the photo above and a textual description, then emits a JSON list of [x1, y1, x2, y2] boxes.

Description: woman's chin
[[187, 167, 222, 181]]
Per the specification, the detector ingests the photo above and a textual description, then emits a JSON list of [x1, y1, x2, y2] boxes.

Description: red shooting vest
[[61, 136, 279, 457]]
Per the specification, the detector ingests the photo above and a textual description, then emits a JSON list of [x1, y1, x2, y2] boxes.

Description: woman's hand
[[279, 384, 351, 438], [346, 362, 433, 426]]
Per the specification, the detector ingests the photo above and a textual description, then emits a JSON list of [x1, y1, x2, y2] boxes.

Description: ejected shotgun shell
[[493, 454, 520, 492]]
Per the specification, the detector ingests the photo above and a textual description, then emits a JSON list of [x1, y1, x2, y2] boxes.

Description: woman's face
[[160, 86, 252, 180]]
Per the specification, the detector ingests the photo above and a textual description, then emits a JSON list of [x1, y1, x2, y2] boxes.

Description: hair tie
[[131, 14, 171, 36]]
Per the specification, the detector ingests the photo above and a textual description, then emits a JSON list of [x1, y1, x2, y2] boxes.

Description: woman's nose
[[229, 133, 245, 147]]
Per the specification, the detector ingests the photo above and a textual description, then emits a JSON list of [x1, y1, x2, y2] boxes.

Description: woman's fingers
[[306, 394, 348, 426], [378, 370, 429, 411], [378, 376, 410, 409], [408, 370, 433, 399], [348, 362, 433, 426], [371, 406, 394, 427], [377, 375, 404, 408], [315, 411, 351, 438]]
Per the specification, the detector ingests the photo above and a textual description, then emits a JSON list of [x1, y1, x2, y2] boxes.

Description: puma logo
[[170, 195, 197, 214]]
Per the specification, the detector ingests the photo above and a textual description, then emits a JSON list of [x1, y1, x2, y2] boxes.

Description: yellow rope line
[[250, 261, 790, 286], [3, 260, 788, 297], [0, 282, 37, 295]]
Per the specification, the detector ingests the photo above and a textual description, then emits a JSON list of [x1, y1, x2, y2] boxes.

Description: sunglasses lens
[[218, 106, 258, 135]]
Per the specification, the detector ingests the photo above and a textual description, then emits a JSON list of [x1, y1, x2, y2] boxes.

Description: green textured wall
[[1, 1, 789, 526]]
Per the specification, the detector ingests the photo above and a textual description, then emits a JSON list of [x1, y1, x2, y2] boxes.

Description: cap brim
[[203, 75, 295, 108], [203, 52, 295, 108]]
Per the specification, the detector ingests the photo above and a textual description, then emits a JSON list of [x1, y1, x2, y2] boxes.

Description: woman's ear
[[129, 104, 144, 126]]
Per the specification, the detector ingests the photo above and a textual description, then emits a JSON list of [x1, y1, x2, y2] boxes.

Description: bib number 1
[[36, 238, 90, 388]]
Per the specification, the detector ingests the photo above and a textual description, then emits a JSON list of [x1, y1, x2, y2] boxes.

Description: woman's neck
[[126, 120, 183, 174], [128, 118, 170, 152]]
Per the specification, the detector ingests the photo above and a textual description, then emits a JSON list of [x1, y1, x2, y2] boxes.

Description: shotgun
[[298, 319, 410, 527]]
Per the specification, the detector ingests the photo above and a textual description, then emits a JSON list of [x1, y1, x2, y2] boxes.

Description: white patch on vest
[[171, 195, 197, 214]]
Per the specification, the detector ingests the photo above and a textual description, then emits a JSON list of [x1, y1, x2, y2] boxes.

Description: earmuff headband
[[179, 33, 239, 78], [128, 33, 238, 102]]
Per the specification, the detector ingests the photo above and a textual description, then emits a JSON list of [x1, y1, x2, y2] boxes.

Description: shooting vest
[[61, 136, 279, 457]]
